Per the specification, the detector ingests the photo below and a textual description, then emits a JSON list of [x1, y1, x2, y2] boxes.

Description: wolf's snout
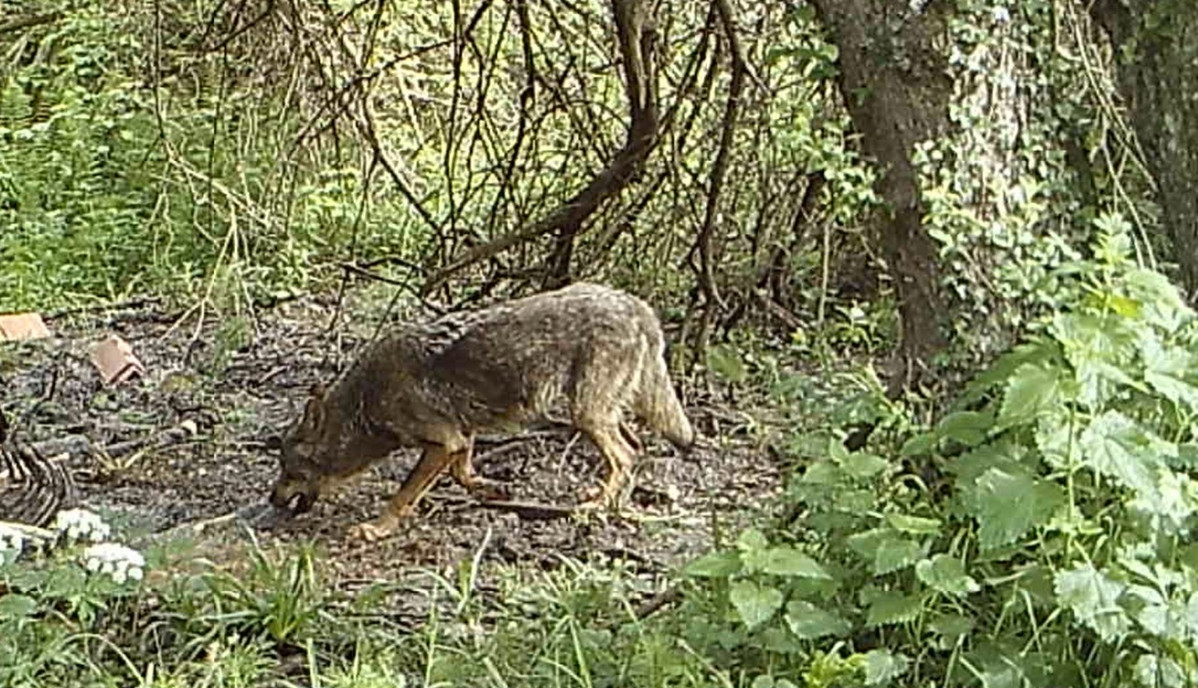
[[269, 481, 317, 516]]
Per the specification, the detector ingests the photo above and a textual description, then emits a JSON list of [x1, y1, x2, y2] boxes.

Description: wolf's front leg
[[349, 442, 458, 542], [449, 437, 510, 501]]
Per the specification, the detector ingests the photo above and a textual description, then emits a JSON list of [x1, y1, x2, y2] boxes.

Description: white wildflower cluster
[[54, 508, 112, 543], [81, 542, 146, 585], [0, 523, 25, 565]]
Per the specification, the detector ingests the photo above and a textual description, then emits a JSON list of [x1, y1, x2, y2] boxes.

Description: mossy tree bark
[[809, 0, 953, 387], [1090, 0, 1198, 298]]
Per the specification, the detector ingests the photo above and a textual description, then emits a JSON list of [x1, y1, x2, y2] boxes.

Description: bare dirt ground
[[1, 295, 782, 592]]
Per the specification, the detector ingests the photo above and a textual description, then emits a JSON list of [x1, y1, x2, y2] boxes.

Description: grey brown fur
[[269, 282, 695, 541]]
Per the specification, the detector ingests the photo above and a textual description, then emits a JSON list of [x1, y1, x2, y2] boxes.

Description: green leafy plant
[[676, 217, 1198, 686]]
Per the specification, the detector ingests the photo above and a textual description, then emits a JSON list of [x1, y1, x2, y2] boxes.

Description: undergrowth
[[5, 216, 1195, 688]]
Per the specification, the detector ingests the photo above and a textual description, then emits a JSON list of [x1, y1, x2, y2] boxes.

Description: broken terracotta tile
[[0, 312, 51, 342], [91, 334, 147, 385]]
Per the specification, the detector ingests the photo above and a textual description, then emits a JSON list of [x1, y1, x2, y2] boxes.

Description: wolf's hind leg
[[349, 442, 458, 542], [576, 423, 637, 510]]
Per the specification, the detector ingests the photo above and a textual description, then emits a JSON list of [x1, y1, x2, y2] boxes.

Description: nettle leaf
[[965, 339, 1057, 402], [784, 600, 851, 639], [1134, 653, 1188, 688], [1035, 410, 1073, 470], [684, 551, 742, 578], [760, 547, 833, 579], [1127, 468, 1198, 533], [1051, 312, 1137, 408], [950, 439, 1031, 505], [936, 411, 993, 448], [842, 452, 888, 479], [885, 513, 941, 536], [929, 613, 975, 644], [848, 528, 888, 562], [738, 529, 770, 553], [873, 536, 926, 576], [729, 580, 784, 631], [998, 362, 1063, 431], [865, 590, 921, 627], [1141, 334, 1190, 377], [916, 555, 980, 597], [1172, 444, 1198, 470], [1145, 371, 1198, 412], [1130, 591, 1189, 641], [972, 468, 1064, 550], [1124, 267, 1193, 333], [1054, 564, 1132, 642], [1078, 410, 1164, 495], [899, 432, 937, 458], [799, 460, 842, 486], [863, 649, 909, 686], [0, 594, 38, 618]]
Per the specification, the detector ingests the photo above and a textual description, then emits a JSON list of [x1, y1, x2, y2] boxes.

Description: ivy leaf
[[916, 555, 980, 597], [760, 547, 833, 579], [998, 362, 1063, 431], [936, 411, 993, 448], [784, 600, 851, 639], [865, 591, 921, 627], [971, 468, 1064, 550], [863, 649, 909, 686], [1054, 564, 1131, 642], [1078, 410, 1163, 495], [872, 536, 926, 576], [684, 551, 742, 578], [885, 513, 941, 536], [730, 580, 784, 631]]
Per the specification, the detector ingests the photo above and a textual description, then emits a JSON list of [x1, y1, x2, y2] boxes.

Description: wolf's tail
[[634, 330, 695, 450]]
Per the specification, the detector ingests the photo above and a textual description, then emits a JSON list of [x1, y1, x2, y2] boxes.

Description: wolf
[[267, 282, 695, 541]]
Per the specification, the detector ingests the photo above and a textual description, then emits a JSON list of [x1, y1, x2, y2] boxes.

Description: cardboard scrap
[[0, 312, 51, 342], [91, 334, 147, 385]]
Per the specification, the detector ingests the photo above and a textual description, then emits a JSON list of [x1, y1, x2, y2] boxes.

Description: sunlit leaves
[[971, 468, 1064, 550], [784, 601, 851, 639], [998, 362, 1063, 430], [916, 555, 979, 597], [1054, 564, 1131, 642], [731, 580, 784, 631]]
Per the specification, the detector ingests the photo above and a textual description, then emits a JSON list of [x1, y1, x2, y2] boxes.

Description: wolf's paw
[[348, 517, 397, 542]]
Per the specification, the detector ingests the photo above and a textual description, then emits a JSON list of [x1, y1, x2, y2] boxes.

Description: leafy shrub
[[676, 217, 1198, 687]]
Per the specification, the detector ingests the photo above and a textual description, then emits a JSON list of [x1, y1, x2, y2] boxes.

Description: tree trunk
[[809, 0, 952, 388], [1090, 0, 1198, 298]]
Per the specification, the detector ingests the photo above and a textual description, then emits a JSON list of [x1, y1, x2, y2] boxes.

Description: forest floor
[[1, 294, 782, 599]]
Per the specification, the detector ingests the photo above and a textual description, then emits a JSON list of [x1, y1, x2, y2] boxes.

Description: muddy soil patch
[[0, 296, 782, 589]]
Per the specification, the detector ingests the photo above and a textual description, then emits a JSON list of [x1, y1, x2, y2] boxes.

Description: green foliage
[[675, 220, 1198, 686]]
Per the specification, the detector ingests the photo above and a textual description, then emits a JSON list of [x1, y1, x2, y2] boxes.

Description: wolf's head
[[269, 383, 338, 516]]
